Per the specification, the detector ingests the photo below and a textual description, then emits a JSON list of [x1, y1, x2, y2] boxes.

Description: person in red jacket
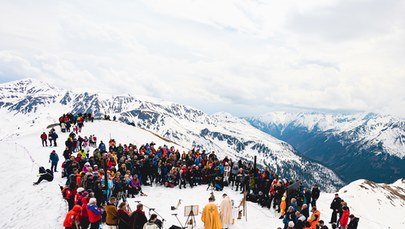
[[41, 132, 48, 147], [339, 206, 350, 229], [74, 188, 86, 205], [80, 196, 90, 229], [63, 205, 82, 229], [87, 198, 103, 229], [64, 185, 76, 211]]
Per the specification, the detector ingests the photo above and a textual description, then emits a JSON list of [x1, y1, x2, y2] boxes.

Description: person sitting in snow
[[33, 166, 54, 185]]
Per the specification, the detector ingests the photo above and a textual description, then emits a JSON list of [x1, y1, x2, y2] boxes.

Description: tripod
[[172, 213, 186, 229], [185, 206, 197, 229]]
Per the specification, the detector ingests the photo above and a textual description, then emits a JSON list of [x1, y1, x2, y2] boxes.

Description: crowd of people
[[37, 113, 359, 229]]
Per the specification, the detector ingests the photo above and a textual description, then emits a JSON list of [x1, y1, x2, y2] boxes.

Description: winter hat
[[288, 221, 295, 228], [85, 162, 90, 166], [89, 198, 97, 204], [77, 187, 85, 193]]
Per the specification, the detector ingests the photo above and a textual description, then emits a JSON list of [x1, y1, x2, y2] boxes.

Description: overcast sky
[[1, 0, 405, 117]]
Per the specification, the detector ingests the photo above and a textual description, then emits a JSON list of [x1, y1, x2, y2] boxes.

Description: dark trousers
[[67, 198, 74, 211], [81, 218, 90, 229], [235, 181, 241, 191], [51, 162, 58, 172], [35, 175, 52, 184], [331, 209, 338, 223], [311, 199, 317, 208], [90, 220, 100, 229]]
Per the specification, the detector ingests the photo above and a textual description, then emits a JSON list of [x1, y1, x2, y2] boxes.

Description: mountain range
[[0, 78, 344, 191], [2, 78, 405, 228], [247, 111, 405, 184]]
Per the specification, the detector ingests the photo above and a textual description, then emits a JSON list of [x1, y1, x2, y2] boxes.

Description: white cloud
[[0, 0, 404, 117]]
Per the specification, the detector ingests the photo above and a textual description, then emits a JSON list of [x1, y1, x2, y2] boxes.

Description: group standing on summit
[[34, 113, 359, 229]]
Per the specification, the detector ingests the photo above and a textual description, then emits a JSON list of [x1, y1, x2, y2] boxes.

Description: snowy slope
[[0, 120, 186, 229], [337, 179, 405, 229], [317, 179, 405, 229], [248, 111, 405, 183], [0, 120, 404, 229], [0, 79, 344, 191]]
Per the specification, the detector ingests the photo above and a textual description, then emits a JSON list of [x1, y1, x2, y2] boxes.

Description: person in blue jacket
[[49, 150, 59, 172]]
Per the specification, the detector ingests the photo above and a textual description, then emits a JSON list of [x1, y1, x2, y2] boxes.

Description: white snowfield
[[0, 120, 404, 229]]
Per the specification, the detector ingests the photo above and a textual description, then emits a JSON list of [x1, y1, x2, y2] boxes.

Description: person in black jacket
[[117, 202, 130, 229], [274, 182, 285, 212], [330, 193, 342, 223], [51, 131, 58, 147], [33, 166, 54, 185], [318, 220, 329, 229], [129, 204, 147, 229], [311, 184, 320, 207], [348, 214, 359, 229], [301, 204, 309, 219]]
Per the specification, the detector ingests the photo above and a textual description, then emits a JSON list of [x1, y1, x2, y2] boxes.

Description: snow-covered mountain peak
[[0, 78, 65, 114], [1, 78, 60, 95], [248, 111, 405, 184], [250, 111, 405, 158]]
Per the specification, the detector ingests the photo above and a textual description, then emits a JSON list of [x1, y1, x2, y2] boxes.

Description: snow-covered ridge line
[[249, 111, 405, 159]]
